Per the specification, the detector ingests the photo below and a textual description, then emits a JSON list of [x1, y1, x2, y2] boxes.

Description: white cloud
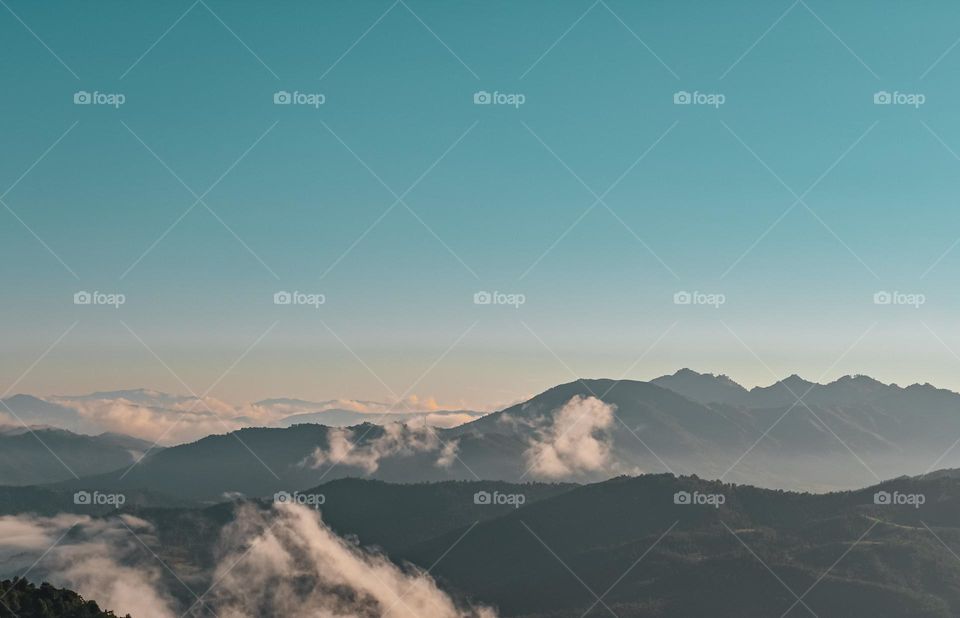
[[59, 397, 245, 445], [211, 503, 495, 618], [0, 513, 178, 618], [425, 412, 480, 428], [524, 395, 617, 479], [306, 422, 460, 474], [0, 506, 495, 618], [33, 392, 481, 445]]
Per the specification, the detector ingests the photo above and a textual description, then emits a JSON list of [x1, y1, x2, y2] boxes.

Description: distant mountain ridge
[[0, 427, 157, 486], [11, 371, 960, 494], [0, 391, 488, 449], [650, 368, 944, 408]]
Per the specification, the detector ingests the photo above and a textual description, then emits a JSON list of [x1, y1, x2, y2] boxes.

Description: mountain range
[[5, 370, 960, 495], [6, 370, 960, 616], [0, 426, 155, 486]]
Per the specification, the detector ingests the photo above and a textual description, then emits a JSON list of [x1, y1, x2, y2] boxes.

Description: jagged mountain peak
[[651, 369, 750, 405]]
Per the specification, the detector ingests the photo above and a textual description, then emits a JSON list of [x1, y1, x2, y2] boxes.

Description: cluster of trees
[[0, 579, 128, 618]]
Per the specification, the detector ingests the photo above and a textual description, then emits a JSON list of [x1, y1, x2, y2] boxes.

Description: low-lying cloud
[[524, 395, 617, 479], [61, 396, 246, 445], [306, 422, 460, 474], [0, 505, 495, 618], [0, 513, 178, 618], [210, 503, 494, 618], [21, 391, 484, 445]]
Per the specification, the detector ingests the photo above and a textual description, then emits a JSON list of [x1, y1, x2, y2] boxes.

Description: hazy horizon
[[8, 365, 958, 408], [5, 0, 960, 409]]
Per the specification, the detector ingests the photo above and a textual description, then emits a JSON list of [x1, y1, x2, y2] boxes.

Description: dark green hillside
[[403, 474, 960, 617]]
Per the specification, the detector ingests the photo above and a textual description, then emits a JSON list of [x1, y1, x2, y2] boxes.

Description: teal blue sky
[[4, 0, 960, 407]]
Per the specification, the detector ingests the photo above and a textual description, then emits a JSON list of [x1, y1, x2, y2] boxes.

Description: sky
[[4, 0, 960, 409]]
